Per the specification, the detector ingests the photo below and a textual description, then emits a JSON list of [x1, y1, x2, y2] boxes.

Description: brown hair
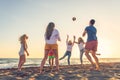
[[68, 40, 72, 45], [45, 22, 55, 40], [78, 37, 84, 44]]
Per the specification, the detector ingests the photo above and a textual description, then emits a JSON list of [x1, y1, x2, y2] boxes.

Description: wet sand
[[0, 62, 120, 80]]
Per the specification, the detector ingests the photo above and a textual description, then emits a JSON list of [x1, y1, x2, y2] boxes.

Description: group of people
[[59, 35, 85, 66], [18, 19, 100, 74]]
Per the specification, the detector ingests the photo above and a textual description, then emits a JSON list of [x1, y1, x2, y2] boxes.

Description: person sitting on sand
[[74, 37, 85, 65], [48, 49, 55, 71], [18, 34, 29, 71], [59, 35, 75, 65]]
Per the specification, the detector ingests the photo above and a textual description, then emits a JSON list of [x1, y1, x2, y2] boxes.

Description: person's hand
[[67, 35, 69, 38], [73, 35, 76, 39], [27, 53, 29, 56]]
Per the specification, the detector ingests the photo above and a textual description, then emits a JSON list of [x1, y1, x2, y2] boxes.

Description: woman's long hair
[[45, 22, 55, 40], [19, 34, 28, 44]]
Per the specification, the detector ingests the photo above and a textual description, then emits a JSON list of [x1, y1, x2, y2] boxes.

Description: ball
[[72, 17, 76, 21]]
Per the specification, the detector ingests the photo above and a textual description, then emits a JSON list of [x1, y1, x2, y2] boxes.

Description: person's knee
[[55, 58, 58, 61], [85, 52, 89, 56], [54, 55, 57, 58], [85, 49, 89, 54], [92, 54, 97, 59], [24, 60, 26, 63], [21, 60, 25, 63], [55, 55, 58, 59], [44, 54, 48, 59], [91, 52, 96, 57], [44, 57, 48, 61]]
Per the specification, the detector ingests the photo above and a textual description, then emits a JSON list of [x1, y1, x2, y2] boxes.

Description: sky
[[0, 0, 120, 58]]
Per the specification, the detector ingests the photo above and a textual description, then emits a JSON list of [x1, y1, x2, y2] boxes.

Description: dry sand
[[0, 62, 120, 80]]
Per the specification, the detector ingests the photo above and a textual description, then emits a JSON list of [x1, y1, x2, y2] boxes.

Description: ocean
[[0, 58, 120, 69]]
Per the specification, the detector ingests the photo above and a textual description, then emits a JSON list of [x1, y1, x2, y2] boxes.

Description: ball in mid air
[[72, 17, 76, 21]]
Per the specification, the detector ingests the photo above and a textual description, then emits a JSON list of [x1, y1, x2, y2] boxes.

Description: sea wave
[[0, 58, 120, 69]]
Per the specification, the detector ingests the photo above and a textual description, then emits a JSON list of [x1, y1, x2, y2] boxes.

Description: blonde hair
[[78, 37, 84, 44], [19, 34, 28, 43], [68, 40, 72, 45]]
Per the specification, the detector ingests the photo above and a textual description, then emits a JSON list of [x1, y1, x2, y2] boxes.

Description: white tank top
[[78, 43, 84, 50], [45, 29, 60, 44], [19, 44, 25, 56], [67, 44, 73, 52]]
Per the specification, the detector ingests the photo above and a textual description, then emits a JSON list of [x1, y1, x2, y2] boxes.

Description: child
[[74, 37, 85, 65], [48, 49, 55, 71], [18, 34, 29, 71], [59, 35, 75, 65]]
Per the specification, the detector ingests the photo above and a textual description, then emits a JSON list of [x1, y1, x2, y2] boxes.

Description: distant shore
[[0, 62, 120, 80]]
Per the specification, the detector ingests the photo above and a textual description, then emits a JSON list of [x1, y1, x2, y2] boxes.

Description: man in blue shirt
[[82, 19, 100, 70]]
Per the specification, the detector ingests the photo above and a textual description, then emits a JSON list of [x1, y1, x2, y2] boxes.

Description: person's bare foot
[[18, 69, 21, 71], [89, 67, 95, 70], [95, 67, 100, 71], [54, 68, 59, 73], [81, 64, 84, 67], [39, 70, 45, 74], [95, 64, 100, 70]]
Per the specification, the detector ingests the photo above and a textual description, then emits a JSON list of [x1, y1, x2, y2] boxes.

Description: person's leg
[[51, 58, 54, 70], [18, 55, 25, 71], [91, 40, 100, 70], [52, 58, 54, 66], [85, 41, 95, 67], [53, 49, 59, 71], [18, 56, 22, 71], [80, 49, 84, 65], [67, 52, 71, 65], [22, 55, 26, 65], [85, 50, 94, 65], [40, 49, 49, 73], [49, 58, 52, 67], [59, 52, 67, 60], [91, 51, 100, 70]]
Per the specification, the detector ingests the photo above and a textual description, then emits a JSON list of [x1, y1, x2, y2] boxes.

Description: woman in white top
[[40, 22, 61, 74], [59, 35, 75, 65], [18, 34, 29, 71], [74, 37, 85, 65]]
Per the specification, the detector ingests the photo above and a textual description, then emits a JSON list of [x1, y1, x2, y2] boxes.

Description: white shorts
[[19, 50, 25, 56]]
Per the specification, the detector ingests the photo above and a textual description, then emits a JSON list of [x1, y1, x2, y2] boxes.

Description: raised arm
[[82, 30, 87, 37], [66, 35, 69, 43], [72, 35, 76, 46], [58, 36, 61, 41], [73, 36, 79, 44], [73, 36, 75, 43]]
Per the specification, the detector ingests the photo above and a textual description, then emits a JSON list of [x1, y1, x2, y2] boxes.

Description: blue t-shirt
[[85, 26, 97, 42]]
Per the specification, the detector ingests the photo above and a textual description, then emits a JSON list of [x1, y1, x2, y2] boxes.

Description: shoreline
[[0, 62, 120, 80]]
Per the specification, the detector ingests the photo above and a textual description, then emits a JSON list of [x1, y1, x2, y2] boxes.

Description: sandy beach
[[0, 62, 120, 80]]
